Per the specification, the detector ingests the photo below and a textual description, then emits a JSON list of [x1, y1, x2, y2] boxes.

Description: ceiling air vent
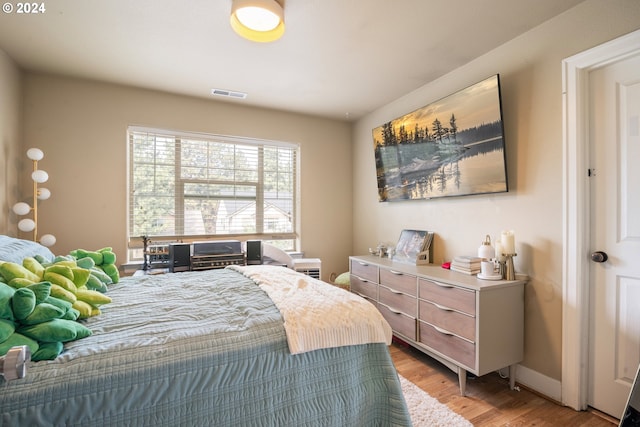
[[211, 88, 247, 99]]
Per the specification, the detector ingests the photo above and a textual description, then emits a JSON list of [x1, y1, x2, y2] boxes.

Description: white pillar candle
[[495, 240, 505, 261], [501, 230, 515, 254]]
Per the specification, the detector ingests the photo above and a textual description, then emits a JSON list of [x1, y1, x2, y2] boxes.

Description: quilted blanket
[[0, 267, 411, 426]]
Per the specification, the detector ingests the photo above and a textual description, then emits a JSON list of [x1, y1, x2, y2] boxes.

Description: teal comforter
[[0, 268, 411, 426]]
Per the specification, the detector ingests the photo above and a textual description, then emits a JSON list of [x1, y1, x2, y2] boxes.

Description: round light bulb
[[13, 202, 31, 216], [37, 188, 51, 200], [39, 234, 56, 247], [26, 148, 44, 161], [31, 169, 49, 183], [18, 218, 36, 232]]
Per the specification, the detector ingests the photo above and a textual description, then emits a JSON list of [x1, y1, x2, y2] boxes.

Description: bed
[[0, 236, 411, 426]]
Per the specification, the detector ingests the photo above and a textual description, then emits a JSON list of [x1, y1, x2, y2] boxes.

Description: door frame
[[562, 29, 640, 411]]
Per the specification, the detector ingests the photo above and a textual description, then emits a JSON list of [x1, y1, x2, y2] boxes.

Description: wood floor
[[390, 341, 619, 426]]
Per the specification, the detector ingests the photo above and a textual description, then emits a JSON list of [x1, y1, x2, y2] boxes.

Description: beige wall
[[0, 50, 22, 236], [352, 0, 640, 381], [20, 75, 352, 281]]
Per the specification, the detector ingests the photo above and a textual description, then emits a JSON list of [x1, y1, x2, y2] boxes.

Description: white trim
[[516, 363, 562, 402], [562, 29, 640, 411]]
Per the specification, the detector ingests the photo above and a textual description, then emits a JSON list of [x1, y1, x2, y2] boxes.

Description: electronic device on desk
[[191, 240, 244, 270], [246, 240, 263, 265], [169, 243, 191, 272], [146, 244, 171, 269]]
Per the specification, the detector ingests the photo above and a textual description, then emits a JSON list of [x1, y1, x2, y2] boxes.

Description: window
[[127, 127, 299, 260]]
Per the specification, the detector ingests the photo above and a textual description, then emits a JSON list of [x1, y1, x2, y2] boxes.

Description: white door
[[588, 52, 640, 418]]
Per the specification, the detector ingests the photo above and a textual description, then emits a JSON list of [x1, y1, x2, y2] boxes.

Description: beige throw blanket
[[228, 265, 392, 354]]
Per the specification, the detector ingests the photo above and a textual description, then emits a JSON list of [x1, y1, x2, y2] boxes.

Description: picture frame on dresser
[[392, 229, 434, 265]]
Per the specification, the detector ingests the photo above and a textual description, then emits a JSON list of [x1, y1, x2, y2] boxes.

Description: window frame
[[126, 126, 300, 259]]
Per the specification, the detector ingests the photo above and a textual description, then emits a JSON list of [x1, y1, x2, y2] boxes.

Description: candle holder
[[503, 253, 517, 280], [496, 259, 506, 278]]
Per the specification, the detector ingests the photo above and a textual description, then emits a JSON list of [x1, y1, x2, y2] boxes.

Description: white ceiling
[[0, 0, 585, 121]]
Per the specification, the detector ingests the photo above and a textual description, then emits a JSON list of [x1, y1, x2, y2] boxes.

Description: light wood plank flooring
[[390, 341, 618, 426]]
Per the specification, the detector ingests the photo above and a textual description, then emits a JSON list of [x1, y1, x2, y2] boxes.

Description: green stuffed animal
[[69, 247, 120, 285], [0, 281, 92, 361], [0, 246, 117, 361]]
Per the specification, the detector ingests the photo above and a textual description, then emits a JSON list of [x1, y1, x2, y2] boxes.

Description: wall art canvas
[[372, 74, 508, 202]]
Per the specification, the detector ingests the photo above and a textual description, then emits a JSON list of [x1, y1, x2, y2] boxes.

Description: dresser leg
[[458, 367, 467, 396], [509, 364, 517, 390]]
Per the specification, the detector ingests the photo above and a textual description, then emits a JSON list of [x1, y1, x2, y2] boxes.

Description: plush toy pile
[[0, 247, 118, 361]]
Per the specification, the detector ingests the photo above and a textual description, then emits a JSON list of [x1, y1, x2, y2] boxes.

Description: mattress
[[0, 267, 411, 426]]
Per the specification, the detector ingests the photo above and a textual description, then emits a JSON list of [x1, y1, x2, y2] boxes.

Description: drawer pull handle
[[433, 281, 454, 289], [389, 288, 404, 295], [388, 306, 402, 314], [432, 324, 454, 336], [389, 270, 403, 275], [433, 302, 453, 311], [358, 262, 370, 266]]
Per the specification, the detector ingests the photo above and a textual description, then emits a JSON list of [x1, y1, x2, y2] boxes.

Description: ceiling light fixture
[[230, 0, 285, 43]]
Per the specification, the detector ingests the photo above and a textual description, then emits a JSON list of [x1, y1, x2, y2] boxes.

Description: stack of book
[[450, 256, 482, 275]]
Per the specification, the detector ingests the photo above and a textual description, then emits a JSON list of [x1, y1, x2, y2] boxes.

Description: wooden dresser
[[350, 255, 526, 395]]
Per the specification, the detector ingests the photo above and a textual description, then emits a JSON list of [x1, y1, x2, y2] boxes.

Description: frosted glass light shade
[[13, 202, 31, 216], [236, 6, 280, 31], [18, 218, 36, 232], [37, 188, 51, 200], [26, 148, 44, 161], [31, 170, 49, 183], [39, 234, 56, 247], [230, 0, 284, 42]]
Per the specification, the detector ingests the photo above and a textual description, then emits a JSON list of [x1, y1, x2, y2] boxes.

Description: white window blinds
[[127, 127, 298, 250]]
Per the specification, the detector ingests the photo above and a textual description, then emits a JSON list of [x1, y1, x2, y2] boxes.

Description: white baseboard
[[514, 363, 562, 402]]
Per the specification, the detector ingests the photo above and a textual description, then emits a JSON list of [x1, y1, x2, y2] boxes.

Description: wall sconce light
[[12, 148, 56, 247], [230, 0, 285, 43]]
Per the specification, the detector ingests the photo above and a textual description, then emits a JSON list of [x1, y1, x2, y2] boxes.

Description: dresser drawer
[[419, 279, 476, 316], [350, 274, 378, 300], [419, 320, 475, 369], [378, 303, 416, 340], [379, 285, 417, 317], [350, 259, 379, 282], [419, 299, 475, 342], [380, 268, 417, 296]]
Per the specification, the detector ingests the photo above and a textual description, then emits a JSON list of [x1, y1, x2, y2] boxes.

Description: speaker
[[169, 243, 191, 272], [246, 240, 262, 265]]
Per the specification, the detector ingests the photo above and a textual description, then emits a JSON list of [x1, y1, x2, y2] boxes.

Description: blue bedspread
[[0, 268, 411, 426]]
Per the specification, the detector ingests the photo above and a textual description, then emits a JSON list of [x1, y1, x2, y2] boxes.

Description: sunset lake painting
[[372, 75, 508, 202]]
